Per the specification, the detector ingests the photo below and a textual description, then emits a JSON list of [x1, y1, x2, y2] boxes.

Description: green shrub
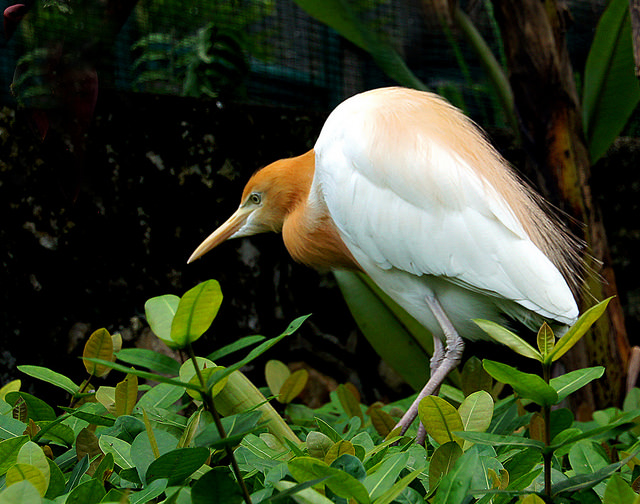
[[0, 282, 637, 504]]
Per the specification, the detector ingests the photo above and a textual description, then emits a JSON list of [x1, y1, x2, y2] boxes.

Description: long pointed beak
[[187, 207, 250, 264]]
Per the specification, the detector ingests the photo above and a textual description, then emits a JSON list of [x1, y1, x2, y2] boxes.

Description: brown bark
[[630, 0, 640, 78], [492, 0, 630, 415]]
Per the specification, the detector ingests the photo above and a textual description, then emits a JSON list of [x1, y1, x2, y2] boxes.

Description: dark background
[[1, 0, 637, 408]]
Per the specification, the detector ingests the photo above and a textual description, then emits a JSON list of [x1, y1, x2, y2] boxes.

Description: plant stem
[[542, 364, 552, 502], [69, 374, 94, 408], [187, 345, 253, 504]]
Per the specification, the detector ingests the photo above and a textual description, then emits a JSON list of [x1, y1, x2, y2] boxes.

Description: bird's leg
[[413, 336, 446, 444], [430, 336, 445, 394], [394, 293, 465, 439]]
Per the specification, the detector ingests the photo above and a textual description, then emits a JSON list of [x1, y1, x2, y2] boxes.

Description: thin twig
[[187, 345, 253, 504]]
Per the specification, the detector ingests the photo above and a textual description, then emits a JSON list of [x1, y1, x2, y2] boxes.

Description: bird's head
[[187, 151, 314, 263]]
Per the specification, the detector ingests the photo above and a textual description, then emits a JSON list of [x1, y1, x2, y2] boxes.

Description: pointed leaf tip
[[473, 319, 542, 361], [548, 297, 613, 363]]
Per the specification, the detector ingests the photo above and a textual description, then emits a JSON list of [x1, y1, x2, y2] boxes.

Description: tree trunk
[[630, 0, 640, 77], [491, 0, 630, 416]]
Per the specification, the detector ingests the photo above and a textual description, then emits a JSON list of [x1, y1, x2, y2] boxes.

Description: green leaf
[[550, 411, 638, 450], [194, 410, 263, 449], [145, 294, 180, 347], [129, 478, 168, 504], [548, 298, 613, 363], [44, 458, 65, 499], [191, 467, 243, 504], [80, 358, 202, 392], [289, 456, 370, 504], [93, 452, 114, 483], [336, 384, 363, 420], [111, 415, 145, 444], [419, 396, 464, 447], [58, 404, 115, 427], [5, 392, 56, 421], [291, 2, 427, 90], [458, 390, 494, 449], [146, 447, 209, 486], [0, 436, 29, 475], [64, 454, 89, 493], [102, 489, 128, 504], [331, 454, 366, 482], [433, 449, 480, 504], [549, 367, 605, 402], [210, 315, 311, 386], [16, 442, 49, 488], [520, 495, 546, 504], [171, 279, 223, 346], [135, 382, 185, 411], [458, 390, 494, 433], [17, 366, 79, 395], [277, 368, 308, 403], [6, 463, 47, 497], [179, 356, 215, 396], [363, 452, 409, 501], [604, 473, 638, 504], [0, 380, 20, 402], [325, 440, 356, 466], [214, 367, 302, 447], [504, 447, 543, 485], [334, 271, 432, 391], [265, 360, 291, 397], [115, 373, 138, 417], [278, 370, 308, 404], [130, 429, 178, 484], [429, 441, 463, 491], [551, 453, 634, 495], [0, 480, 43, 504], [306, 432, 334, 460], [460, 356, 493, 397], [117, 468, 140, 487], [98, 435, 133, 469], [623, 388, 640, 412], [116, 348, 181, 375], [65, 479, 106, 504], [206, 335, 266, 361], [536, 323, 555, 358], [473, 320, 541, 361], [0, 415, 27, 439], [36, 421, 75, 446], [369, 406, 397, 438], [583, 0, 640, 163], [483, 360, 558, 406], [454, 431, 545, 450], [272, 479, 334, 504], [82, 328, 114, 377], [372, 467, 424, 504], [568, 440, 609, 475], [315, 417, 342, 443], [549, 408, 575, 442]]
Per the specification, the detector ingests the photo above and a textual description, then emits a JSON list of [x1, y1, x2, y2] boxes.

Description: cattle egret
[[188, 87, 581, 437]]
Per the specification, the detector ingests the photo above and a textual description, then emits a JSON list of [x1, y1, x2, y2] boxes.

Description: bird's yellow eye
[[249, 193, 262, 205]]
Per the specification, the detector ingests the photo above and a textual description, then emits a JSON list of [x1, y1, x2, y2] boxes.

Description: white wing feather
[[312, 89, 578, 338]]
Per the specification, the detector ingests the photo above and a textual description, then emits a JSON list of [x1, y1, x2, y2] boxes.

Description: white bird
[[188, 87, 581, 437]]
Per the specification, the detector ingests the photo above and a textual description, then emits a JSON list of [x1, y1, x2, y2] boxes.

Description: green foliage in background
[[582, 0, 640, 163], [131, 0, 274, 98], [0, 281, 638, 503], [294, 0, 640, 162]]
